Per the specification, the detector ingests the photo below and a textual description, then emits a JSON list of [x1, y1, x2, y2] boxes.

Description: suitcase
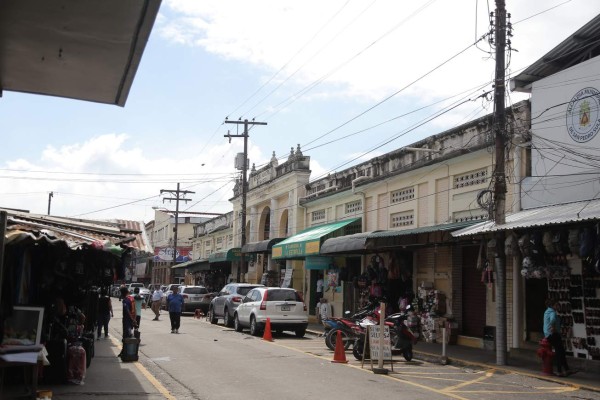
[[66, 344, 87, 384]]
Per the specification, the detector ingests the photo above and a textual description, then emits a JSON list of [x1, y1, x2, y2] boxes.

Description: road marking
[[442, 370, 495, 392], [109, 336, 176, 400]]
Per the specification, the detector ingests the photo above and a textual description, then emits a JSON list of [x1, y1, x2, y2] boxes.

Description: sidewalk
[[5, 335, 165, 400], [306, 323, 600, 393]]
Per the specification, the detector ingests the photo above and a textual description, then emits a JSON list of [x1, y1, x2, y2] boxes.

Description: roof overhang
[[452, 199, 600, 237], [0, 0, 162, 106], [241, 238, 285, 253], [510, 14, 600, 93]]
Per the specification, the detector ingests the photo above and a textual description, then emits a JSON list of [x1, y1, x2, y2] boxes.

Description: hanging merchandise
[[481, 261, 494, 287], [505, 234, 517, 257]]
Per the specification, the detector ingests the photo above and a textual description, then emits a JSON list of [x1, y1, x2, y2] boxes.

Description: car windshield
[[267, 289, 299, 302], [237, 287, 258, 296], [183, 287, 208, 294]]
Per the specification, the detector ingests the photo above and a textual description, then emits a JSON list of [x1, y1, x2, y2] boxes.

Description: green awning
[[172, 258, 210, 272], [272, 218, 361, 260], [208, 248, 250, 263]]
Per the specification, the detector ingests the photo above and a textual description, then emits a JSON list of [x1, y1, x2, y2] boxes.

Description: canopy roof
[[0, 0, 161, 105]]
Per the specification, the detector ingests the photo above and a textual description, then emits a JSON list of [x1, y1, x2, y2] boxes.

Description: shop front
[[208, 248, 250, 291], [241, 238, 285, 285], [272, 218, 362, 317], [453, 199, 600, 360], [171, 258, 210, 286]]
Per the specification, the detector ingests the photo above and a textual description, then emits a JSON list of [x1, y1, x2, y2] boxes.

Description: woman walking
[[97, 288, 113, 339], [543, 298, 571, 377]]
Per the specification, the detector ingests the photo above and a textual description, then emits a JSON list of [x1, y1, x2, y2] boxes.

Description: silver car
[[208, 283, 264, 327], [233, 287, 308, 337], [179, 285, 212, 313]]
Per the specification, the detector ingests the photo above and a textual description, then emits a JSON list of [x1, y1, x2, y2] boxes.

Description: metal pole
[[240, 120, 248, 282], [0, 211, 6, 303], [47, 192, 53, 215], [173, 183, 181, 271]]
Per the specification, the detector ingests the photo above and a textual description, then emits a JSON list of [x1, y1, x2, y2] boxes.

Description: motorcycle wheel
[[325, 329, 352, 351], [353, 338, 369, 361], [403, 345, 413, 362]]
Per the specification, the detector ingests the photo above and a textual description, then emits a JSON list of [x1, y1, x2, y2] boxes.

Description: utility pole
[[160, 183, 194, 280], [47, 191, 53, 215], [224, 118, 267, 282], [492, 0, 508, 366]]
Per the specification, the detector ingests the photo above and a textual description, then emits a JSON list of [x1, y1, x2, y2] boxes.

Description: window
[[266, 289, 300, 301], [216, 237, 223, 245], [390, 210, 414, 227], [391, 187, 415, 204], [453, 210, 489, 222], [312, 209, 326, 222], [345, 200, 362, 214], [182, 287, 208, 295], [454, 168, 488, 189]]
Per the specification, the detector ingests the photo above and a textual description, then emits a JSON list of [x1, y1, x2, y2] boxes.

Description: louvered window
[[345, 200, 362, 214], [312, 209, 326, 222], [390, 211, 414, 227], [391, 187, 415, 204], [454, 169, 488, 189]]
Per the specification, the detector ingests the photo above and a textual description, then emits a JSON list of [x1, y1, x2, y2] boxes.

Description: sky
[[1, 0, 600, 223]]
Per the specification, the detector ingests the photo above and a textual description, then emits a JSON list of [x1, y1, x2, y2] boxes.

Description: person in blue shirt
[[543, 298, 571, 377], [167, 285, 184, 334]]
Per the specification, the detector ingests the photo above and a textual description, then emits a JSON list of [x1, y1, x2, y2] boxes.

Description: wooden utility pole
[[160, 183, 194, 273], [224, 119, 267, 282], [493, 0, 508, 366], [47, 191, 53, 215]]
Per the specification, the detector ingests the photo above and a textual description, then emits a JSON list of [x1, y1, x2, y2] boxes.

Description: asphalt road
[[113, 299, 600, 400]]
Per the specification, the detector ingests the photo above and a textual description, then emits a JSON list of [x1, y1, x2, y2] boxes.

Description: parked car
[[208, 283, 265, 327], [178, 285, 212, 313], [161, 284, 182, 310], [234, 287, 308, 337]]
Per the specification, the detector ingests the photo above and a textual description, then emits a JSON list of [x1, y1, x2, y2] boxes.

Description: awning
[[369, 221, 479, 238], [271, 217, 361, 260], [0, 0, 161, 106], [320, 232, 377, 255], [241, 238, 285, 253], [208, 248, 249, 263], [452, 199, 600, 237], [171, 258, 210, 272]]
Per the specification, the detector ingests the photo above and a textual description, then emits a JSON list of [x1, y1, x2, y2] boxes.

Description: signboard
[[154, 247, 192, 262], [281, 268, 293, 288], [368, 325, 392, 361]]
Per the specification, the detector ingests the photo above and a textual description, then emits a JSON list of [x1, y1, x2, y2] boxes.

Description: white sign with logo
[[566, 87, 600, 143]]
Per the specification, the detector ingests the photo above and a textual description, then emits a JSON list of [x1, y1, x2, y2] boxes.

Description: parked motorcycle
[[352, 306, 416, 361], [322, 300, 381, 351]]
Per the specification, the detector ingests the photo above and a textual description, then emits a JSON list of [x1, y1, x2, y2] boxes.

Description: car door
[[236, 289, 257, 326], [213, 285, 229, 316]]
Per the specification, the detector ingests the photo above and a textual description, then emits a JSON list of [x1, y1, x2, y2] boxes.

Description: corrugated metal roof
[[114, 219, 153, 253], [369, 221, 479, 238], [452, 199, 600, 237], [511, 14, 600, 92]]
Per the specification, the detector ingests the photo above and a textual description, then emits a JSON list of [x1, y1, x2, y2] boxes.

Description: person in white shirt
[[151, 287, 163, 321], [316, 274, 324, 304]]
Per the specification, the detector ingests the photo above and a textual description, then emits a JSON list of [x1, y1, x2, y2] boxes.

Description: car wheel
[[234, 313, 243, 332], [208, 307, 218, 324], [249, 316, 261, 337], [223, 308, 232, 327], [295, 328, 306, 338]]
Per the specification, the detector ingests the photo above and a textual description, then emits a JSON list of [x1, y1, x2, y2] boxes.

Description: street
[[105, 300, 600, 400]]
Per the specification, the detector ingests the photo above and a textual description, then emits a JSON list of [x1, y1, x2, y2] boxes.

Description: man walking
[[167, 285, 184, 334], [151, 286, 163, 321]]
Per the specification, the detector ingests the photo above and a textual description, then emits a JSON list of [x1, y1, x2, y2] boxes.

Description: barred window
[[454, 169, 488, 189], [205, 240, 211, 247], [216, 237, 223, 245], [345, 200, 362, 214], [391, 186, 415, 204], [452, 210, 489, 222], [390, 211, 414, 228], [312, 209, 326, 222]]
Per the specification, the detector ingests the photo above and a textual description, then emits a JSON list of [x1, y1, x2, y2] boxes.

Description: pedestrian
[[133, 287, 145, 328], [120, 286, 137, 338], [97, 287, 113, 339], [315, 273, 324, 304], [544, 298, 571, 377], [167, 285, 184, 334], [151, 286, 163, 321]]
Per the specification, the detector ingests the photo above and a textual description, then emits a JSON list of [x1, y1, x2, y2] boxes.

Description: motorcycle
[[353, 306, 416, 361], [322, 300, 381, 351]]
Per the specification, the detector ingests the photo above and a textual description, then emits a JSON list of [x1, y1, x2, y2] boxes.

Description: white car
[[234, 287, 308, 337]]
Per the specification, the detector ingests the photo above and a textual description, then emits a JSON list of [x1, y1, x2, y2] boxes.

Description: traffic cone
[[331, 330, 348, 363], [262, 318, 273, 342]]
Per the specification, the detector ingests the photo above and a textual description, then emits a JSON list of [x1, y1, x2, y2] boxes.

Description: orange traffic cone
[[262, 318, 273, 342], [331, 330, 348, 363]]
